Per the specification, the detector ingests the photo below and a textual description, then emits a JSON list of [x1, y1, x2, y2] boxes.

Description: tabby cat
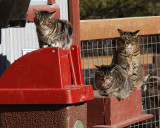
[[34, 10, 73, 50], [112, 29, 144, 90], [95, 64, 132, 99]]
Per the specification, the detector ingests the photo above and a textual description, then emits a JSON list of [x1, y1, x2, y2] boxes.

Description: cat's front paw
[[131, 86, 137, 91], [42, 45, 49, 48]]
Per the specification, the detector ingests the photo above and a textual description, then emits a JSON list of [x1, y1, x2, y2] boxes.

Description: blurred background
[[80, 0, 160, 19]]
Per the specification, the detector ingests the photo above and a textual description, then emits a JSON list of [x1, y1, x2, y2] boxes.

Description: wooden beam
[[80, 16, 160, 41], [69, 0, 80, 45]]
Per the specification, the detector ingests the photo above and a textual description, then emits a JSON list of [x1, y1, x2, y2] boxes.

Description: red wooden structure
[[88, 89, 153, 128], [0, 45, 94, 104], [0, 0, 154, 127], [0, 45, 93, 127], [0, 1, 89, 127]]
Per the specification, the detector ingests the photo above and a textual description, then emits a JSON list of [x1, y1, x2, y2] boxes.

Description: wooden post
[[69, 0, 80, 46]]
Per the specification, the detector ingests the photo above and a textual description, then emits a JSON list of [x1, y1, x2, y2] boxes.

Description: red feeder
[[0, 45, 94, 104], [0, 45, 93, 127]]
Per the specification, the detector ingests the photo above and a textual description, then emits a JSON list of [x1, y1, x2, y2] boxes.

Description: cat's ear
[[48, 11, 56, 19], [95, 65, 101, 70], [33, 9, 39, 17], [132, 30, 140, 37], [117, 29, 124, 35]]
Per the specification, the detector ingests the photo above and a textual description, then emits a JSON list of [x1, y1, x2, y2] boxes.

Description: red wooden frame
[[48, 0, 55, 4], [27, 5, 60, 22], [69, 0, 80, 46], [0, 45, 94, 104], [88, 89, 153, 128]]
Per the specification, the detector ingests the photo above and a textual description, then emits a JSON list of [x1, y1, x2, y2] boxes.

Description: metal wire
[[81, 34, 160, 128]]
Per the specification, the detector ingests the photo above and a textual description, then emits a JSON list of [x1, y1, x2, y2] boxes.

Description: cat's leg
[[108, 88, 120, 95], [50, 42, 63, 49], [131, 63, 139, 82], [42, 45, 49, 48], [111, 52, 117, 65], [39, 40, 49, 48], [132, 66, 144, 91]]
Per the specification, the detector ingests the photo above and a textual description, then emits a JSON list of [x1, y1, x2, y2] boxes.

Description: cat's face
[[117, 29, 140, 53], [34, 10, 56, 30], [95, 65, 115, 89]]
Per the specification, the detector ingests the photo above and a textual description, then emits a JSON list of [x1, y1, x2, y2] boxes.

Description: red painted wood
[[69, 0, 80, 45], [105, 89, 142, 125], [0, 45, 94, 104], [87, 89, 153, 128], [27, 5, 60, 22], [48, 0, 55, 4], [87, 98, 105, 128], [93, 114, 153, 128]]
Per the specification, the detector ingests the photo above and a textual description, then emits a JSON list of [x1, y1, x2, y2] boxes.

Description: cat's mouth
[[125, 47, 133, 54], [101, 82, 112, 89], [40, 26, 49, 30], [125, 45, 132, 49]]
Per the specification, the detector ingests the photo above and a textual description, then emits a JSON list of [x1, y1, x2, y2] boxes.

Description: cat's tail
[[142, 74, 160, 92], [144, 74, 160, 84]]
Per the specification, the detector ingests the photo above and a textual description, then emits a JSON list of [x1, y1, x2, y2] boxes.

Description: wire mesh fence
[[81, 34, 160, 128]]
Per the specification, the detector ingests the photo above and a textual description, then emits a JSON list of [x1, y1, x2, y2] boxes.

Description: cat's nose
[[125, 43, 130, 47], [104, 77, 107, 80], [125, 42, 128, 45]]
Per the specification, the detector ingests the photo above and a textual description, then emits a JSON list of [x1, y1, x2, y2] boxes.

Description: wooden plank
[[81, 54, 154, 70], [93, 114, 153, 128], [80, 16, 160, 41], [69, 0, 80, 45], [87, 98, 105, 128]]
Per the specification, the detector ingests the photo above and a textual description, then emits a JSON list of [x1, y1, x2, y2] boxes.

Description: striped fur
[[34, 10, 73, 50], [112, 29, 144, 90], [95, 64, 132, 99]]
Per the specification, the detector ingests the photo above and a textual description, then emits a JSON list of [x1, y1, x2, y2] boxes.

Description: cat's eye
[[131, 42, 135, 45], [47, 20, 52, 24], [40, 21, 43, 26], [46, 21, 52, 27], [48, 21, 52, 23]]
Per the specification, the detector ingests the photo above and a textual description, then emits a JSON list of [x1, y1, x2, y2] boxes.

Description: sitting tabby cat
[[34, 10, 73, 50], [95, 64, 132, 99], [112, 29, 144, 91]]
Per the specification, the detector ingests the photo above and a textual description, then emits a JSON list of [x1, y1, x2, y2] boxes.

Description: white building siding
[[0, 0, 69, 76], [0, 23, 39, 76], [30, 0, 48, 5], [55, 0, 68, 20], [30, 0, 69, 20]]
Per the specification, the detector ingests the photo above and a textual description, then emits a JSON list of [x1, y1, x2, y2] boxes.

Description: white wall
[[55, 0, 68, 20], [0, 0, 69, 76]]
